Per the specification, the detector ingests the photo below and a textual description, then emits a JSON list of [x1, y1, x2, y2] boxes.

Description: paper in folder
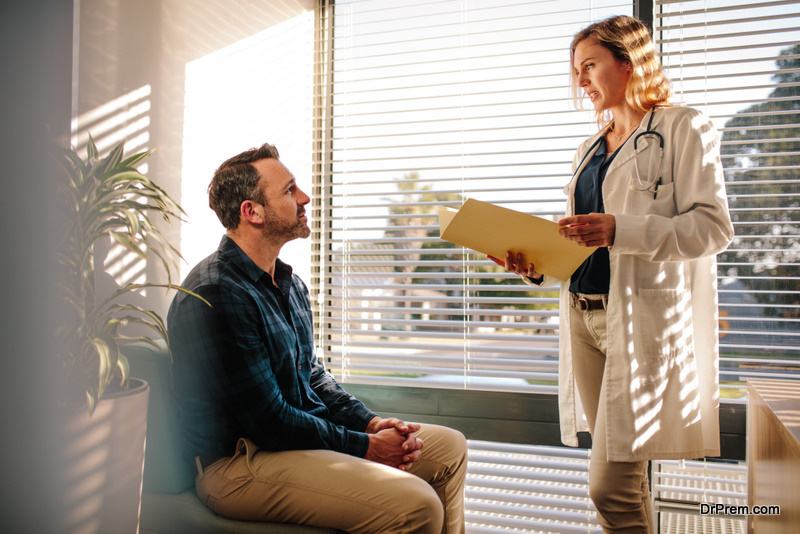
[[438, 198, 597, 282]]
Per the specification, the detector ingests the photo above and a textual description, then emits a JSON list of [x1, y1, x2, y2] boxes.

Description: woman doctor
[[490, 15, 734, 533]]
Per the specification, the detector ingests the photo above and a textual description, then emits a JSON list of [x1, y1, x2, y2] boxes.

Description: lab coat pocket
[[649, 181, 676, 216], [632, 287, 690, 360], [629, 181, 676, 217]]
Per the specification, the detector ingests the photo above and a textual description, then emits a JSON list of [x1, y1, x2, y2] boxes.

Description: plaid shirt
[[168, 236, 375, 460]]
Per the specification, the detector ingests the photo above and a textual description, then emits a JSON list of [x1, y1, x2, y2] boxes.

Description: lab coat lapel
[[563, 131, 606, 198], [606, 111, 655, 176]]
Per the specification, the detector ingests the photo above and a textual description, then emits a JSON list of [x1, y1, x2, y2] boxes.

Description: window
[[312, 0, 800, 396], [655, 0, 800, 398], [312, 1, 796, 531], [313, 0, 632, 392]]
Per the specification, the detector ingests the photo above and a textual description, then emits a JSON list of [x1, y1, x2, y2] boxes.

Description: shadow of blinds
[[70, 85, 153, 293]]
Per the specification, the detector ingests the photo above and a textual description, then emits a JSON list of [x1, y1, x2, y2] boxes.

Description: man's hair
[[569, 15, 672, 125], [208, 143, 280, 230]]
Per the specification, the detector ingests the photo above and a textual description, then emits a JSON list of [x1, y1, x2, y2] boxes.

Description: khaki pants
[[195, 424, 467, 534], [570, 297, 655, 534]]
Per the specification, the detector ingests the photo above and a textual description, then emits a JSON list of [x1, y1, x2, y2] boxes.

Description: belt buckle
[[576, 296, 591, 311]]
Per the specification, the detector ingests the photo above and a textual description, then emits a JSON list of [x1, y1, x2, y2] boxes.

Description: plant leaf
[[86, 134, 99, 161], [92, 335, 113, 399], [57, 134, 204, 414]]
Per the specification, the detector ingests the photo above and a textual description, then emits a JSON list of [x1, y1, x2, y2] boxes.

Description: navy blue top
[[569, 138, 619, 294], [168, 236, 376, 460]]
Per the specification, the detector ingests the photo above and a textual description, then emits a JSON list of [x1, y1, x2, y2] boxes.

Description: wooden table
[[747, 378, 800, 533]]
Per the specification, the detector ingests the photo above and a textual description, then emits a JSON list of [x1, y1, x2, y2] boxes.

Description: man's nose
[[298, 188, 311, 205]]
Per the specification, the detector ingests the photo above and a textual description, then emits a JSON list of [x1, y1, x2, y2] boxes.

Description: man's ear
[[240, 200, 263, 225]]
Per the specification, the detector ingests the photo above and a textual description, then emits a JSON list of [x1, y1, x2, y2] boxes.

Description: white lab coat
[[533, 106, 734, 461]]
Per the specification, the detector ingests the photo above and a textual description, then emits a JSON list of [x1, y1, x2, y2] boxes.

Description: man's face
[[251, 158, 311, 242]]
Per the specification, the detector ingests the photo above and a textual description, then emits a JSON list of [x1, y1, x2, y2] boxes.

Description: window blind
[[309, 2, 781, 532], [466, 441, 599, 534], [653, 459, 748, 533], [655, 0, 800, 399], [312, 0, 632, 393]]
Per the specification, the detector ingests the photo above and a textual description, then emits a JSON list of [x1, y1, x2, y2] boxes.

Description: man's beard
[[261, 209, 311, 242]]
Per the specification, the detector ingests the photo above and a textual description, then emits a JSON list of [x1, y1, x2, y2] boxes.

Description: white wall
[[73, 0, 317, 315], [180, 10, 315, 283]]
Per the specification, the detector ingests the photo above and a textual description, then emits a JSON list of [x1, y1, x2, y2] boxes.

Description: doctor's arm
[[609, 110, 734, 261]]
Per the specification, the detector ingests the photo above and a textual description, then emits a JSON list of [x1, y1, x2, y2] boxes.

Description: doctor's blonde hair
[[570, 15, 672, 125]]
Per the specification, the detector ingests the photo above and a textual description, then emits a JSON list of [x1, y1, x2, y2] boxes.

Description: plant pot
[[61, 378, 149, 534]]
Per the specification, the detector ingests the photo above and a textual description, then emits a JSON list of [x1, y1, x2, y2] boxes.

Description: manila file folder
[[438, 198, 596, 282]]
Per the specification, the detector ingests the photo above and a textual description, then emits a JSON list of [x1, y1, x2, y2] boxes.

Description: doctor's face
[[573, 38, 631, 113]]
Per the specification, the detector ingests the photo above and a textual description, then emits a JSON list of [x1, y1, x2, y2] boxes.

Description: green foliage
[[56, 136, 204, 413], [385, 173, 554, 314], [718, 44, 800, 315]]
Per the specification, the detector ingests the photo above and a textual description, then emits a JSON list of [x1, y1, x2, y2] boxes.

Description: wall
[[74, 0, 317, 316], [0, 1, 73, 530]]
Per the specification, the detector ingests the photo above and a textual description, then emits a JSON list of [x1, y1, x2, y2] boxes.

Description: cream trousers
[[195, 424, 467, 534], [570, 299, 655, 534]]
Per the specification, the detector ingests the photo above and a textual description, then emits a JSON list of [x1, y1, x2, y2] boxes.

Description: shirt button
[[298, 365, 302, 370]]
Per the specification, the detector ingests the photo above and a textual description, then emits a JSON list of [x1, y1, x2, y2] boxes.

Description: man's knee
[[443, 426, 468, 457], [420, 424, 468, 465], [443, 427, 468, 477], [396, 480, 444, 533]]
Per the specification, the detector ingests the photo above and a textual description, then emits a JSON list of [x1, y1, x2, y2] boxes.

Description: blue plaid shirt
[[168, 236, 376, 460]]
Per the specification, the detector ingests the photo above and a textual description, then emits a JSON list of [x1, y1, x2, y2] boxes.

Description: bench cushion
[[140, 490, 342, 534], [125, 341, 195, 494], [125, 342, 343, 533]]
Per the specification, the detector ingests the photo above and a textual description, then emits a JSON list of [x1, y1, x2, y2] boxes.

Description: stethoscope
[[569, 110, 665, 197], [631, 111, 664, 194]]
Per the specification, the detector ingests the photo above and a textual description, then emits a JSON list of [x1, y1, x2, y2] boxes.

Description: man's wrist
[[365, 416, 382, 434]]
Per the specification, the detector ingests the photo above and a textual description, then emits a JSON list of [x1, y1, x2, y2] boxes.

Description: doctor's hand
[[558, 213, 616, 248], [487, 251, 543, 282]]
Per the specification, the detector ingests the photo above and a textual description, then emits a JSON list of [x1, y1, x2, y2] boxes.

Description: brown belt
[[570, 293, 608, 311]]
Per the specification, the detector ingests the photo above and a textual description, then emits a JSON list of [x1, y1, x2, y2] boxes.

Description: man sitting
[[168, 143, 467, 533]]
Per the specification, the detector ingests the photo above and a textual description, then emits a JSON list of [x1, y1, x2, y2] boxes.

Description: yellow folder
[[438, 198, 596, 282]]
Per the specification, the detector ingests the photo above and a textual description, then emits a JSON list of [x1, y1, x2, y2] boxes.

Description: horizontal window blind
[[655, 0, 800, 399], [653, 459, 747, 534], [466, 441, 599, 534], [313, 0, 632, 393], [309, 2, 782, 533]]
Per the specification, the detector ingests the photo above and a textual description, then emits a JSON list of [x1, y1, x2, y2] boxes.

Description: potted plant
[[55, 135, 197, 533]]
